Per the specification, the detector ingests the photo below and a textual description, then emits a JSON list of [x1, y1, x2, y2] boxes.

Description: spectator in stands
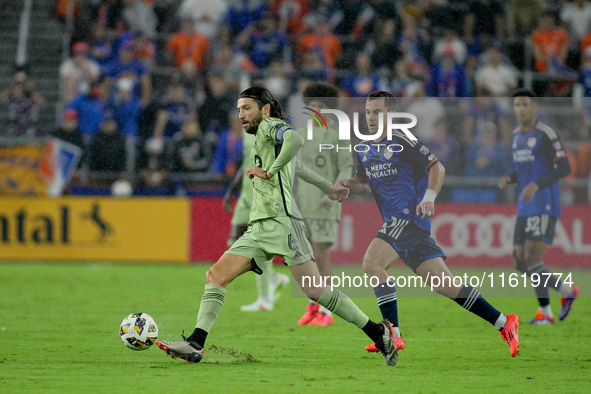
[[169, 118, 213, 173], [475, 46, 517, 97], [121, 0, 157, 39], [455, 124, 508, 202], [426, 48, 469, 98], [334, 0, 374, 38], [464, 0, 504, 45], [138, 137, 168, 187], [433, 28, 467, 65], [426, 118, 460, 175], [87, 112, 127, 179], [153, 83, 196, 143], [264, 61, 291, 102], [293, 50, 328, 83], [462, 89, 510, 146], [365, 18, 401, 71], [0, 73, 43, 137], [224, 0, 267, 37], [213, 115, 243, 180], [167, 17, 210, 72], [398, 13, 429, 79], [341, 52, 381, 97], [237, 13, 291, 70], [506, 0, 544, 70], [60, 42, 101, 103], [178, 0, 228, 39], [131, 31, 156, 71], [89, 23, 114, 72], [405, 83, 445, 142], [103, 40, 152, 106], [199, 73, 235, 134], [211, 45, 256, 91], [561, 0, 591, 46], [89, 0, 121, 31], [65, 83, 106, 141], [387, 59, 415, 97], [297, 18, 342, 70], [52, 109, 85, 150], [302, 0, 344, 33], [271, 0, 310, 37], [109, 78, 142, 138], [532, 11, 569, 73]]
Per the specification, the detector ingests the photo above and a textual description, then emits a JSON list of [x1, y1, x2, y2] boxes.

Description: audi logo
[[431, 213, 516, 257]]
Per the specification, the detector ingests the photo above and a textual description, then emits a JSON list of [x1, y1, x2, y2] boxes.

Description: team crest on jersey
[[527, 137, 536, 148], [420, 146, 429, 155], [288, 234, 299, 251], [384, 150, 393, 160], [403, 208, 409, 214]]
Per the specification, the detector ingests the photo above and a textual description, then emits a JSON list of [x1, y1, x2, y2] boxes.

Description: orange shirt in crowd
[[167, 32, 210, 69], [297, 33, 342, 69], [531, 27, 569, 72]]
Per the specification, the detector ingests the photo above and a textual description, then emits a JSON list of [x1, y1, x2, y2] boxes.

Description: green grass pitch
[[0, 263, 589, 393]]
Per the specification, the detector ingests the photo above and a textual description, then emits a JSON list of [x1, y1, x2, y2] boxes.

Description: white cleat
[[240, 298, 274, 312]]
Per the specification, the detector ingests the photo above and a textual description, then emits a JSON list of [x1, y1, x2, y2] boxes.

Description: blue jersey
[[355, 131, 439, 231], [510, 121, 566, 218]]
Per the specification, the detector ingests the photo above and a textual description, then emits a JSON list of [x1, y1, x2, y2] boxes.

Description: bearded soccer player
[[295, 82, 353, 326], [222, 130, 290, 312], [156, 87, 399, 366], [337, 91, 520, 358], [499, 89, 580, 324]]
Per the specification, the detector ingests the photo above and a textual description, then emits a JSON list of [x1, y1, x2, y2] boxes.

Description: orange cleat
[[298, 304, 320, 325], [308, 312, 333, 326], [527, 310, 555, 325], [365, 322, 404, 352], [500, 314, 520, 357], [559, 285, 580, 321]]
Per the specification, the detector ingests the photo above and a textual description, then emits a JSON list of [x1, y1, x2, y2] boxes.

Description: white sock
[[392, 327, 401, 338], [318, 305, 332, 316], [309, 300, 319, 305], [539, 305, 553, 316], [558, 282, 573, 297], [494, 314, 508, 330], [260, 294, 272, 303]]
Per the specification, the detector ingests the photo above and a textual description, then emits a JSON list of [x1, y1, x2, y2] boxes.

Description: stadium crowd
[[1, 0, 591, 200]]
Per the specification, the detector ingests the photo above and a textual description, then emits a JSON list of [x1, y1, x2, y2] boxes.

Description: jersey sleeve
[[354, 153, 367, 180], [260, 118, 291, 145], [398, 135, 439, 173], [540, 128, 567, 164]]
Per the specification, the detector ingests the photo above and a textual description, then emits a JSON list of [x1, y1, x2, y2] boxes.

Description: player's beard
[[244, 111, 264, 135]]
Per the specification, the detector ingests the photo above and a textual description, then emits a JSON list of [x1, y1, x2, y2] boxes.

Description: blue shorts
[[375, 219, 446, 273], [513, 215, 557, 245]]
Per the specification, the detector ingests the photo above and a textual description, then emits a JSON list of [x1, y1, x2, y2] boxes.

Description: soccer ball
[[119, 313, 158, 351], [111, 179, 133, 197]]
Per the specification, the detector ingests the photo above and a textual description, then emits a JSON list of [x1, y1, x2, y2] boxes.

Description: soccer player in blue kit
[[499, 89, 580, 324], [337, 91, 520, 358]]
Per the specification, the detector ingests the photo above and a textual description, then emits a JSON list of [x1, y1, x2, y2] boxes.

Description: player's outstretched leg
[[291, 260, 398, 366], [417, 257, 520, 357], [156, 253, 252, 363]]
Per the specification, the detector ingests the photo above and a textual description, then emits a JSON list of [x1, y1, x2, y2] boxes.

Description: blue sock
[[453, 285, 501, 326], [374, 281, 399, 335]]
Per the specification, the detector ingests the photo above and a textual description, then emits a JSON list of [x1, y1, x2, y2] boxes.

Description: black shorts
[[375, 219, 446, 273], [513, 215, 557, 245]]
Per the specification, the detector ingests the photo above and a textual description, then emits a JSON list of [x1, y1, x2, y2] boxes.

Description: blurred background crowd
[[1, 0, 591, 202]]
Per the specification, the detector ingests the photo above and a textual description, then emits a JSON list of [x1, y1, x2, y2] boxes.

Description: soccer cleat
[[500, 314, 520, 357], [240, 298, 274, 312], [365, 322, 405, 352], [308, 312, 334, 326], [156, 336, 204, 363], [527, 310, 555, 325], [559, 285, 580, 321], [297, 304, 320, 325], [270, 273, 290, 299], [374, 319, 398, 366]]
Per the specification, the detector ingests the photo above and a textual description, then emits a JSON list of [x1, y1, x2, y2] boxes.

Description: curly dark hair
[[303, 82, 339, 108]]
